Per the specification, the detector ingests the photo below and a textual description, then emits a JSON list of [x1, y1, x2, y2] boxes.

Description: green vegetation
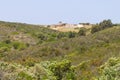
[[49, 60, 75, 80], [0, 60, 75, 80], [91, 19, 113, 33], [0, 20, 120, 80], [78, 27, 86, 36], [68, 31, 76, 38], [97, 57, 120, 80], [0, 40, 28, 51]]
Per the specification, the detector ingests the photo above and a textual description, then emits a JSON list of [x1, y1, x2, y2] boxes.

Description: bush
[[3, 39, 11, 44], [91, 24, 100, 34], [49, 60, 76, 80], [91, 19, 113, 33], [57, 33, 65, 39], [12, 42, 27, 50], [99, 19, 113, 29], [0, 47, 9, 53], [37, 33, 47, 41], [17, 72, 34, 80], [78, 28, 86, 36], [68, 32, 76, 38], [97, 57, 120, 80]]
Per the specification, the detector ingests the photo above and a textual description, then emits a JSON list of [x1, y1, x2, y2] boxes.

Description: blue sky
[[0, 0, 119, 24]]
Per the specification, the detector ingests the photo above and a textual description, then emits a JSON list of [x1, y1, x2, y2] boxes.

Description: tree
[[99, 19, 113, 29], [91, 24, 100, 34], [78, 28, 86, 36], [91, 19, 113, 34]]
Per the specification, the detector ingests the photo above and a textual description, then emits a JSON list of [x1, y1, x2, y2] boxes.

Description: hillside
[[0, 21, 120, 80]]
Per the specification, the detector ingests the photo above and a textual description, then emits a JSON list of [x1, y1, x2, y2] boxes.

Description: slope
[[0, 21, 120, 79]]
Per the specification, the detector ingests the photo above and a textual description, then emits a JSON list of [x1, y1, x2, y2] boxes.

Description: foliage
[[0, 60, 75, 80], [12, 41, 27, 50], [0, 41, 11, 52], [97, 57, 120, 80], [17, 72, 34, 80], [91, 19, 113, 33], [68, 31, 76, 38], [78, 27, 86, 36], [91, 24, 100, 34], [0, 20, 120, 80], [37, 33, 47, 41], [49, 60, 76, 80], [99, 19, 113, 29], [57, 33, 66, 39]]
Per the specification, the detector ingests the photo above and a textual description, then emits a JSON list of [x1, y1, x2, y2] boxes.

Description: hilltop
[[49, 22, 92, 32]]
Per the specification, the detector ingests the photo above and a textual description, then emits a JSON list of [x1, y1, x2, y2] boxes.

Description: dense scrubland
[[0, 20, 120, 80]]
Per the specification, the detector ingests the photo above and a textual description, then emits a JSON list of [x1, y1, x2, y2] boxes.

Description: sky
[[0, 0, 120, 24]]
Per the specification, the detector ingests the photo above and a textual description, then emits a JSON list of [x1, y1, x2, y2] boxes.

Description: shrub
[[37, 33, 47, 41], [3, 39, 11, 44], [78, 28, 86, 36], [57, 33, 65, 39], [97, 57, 120, 80], [91, 24, 100, 34], [91, 19, 113, 33], [0, 47, 9, 53], [99, 19, 113, 29], [12, 42, 27, 50], [49, 60, 75, 80], [68, 32, 76, 38], [17, 71, 34, 80]]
